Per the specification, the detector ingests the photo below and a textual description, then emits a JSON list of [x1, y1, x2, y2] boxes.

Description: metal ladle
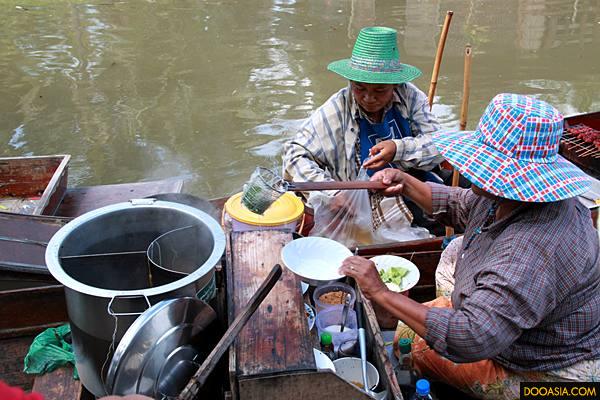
[[339, 293, 351, 333], [241, 167, 387, 214], [349, 246, 382, 399]]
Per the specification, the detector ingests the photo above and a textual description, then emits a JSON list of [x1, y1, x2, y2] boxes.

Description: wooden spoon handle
[[285, 181, 387, 191]]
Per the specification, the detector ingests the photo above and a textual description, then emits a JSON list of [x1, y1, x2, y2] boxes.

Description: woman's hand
[[370, 168, 407, 197], [362, 140, 396, 169], [327, 192, 356, 217], [372, 168, 433, 214], [339, 256, 388, 302]]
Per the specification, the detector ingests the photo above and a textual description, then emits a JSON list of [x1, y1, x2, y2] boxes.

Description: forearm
[[392, 135, 444, 171], [372, 290, 429, 338], [402, 174, 433, 214]]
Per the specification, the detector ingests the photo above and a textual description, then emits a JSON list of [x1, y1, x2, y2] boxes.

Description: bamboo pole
[[446, 44, 473, 237], [459, 45, 473, 131], [428, 11, 454, 109]]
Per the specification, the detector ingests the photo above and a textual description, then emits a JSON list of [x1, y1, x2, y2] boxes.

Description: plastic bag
[[24, 324, 78, 379], [371, 194, 431, 243], [309, 169, 431, 248]]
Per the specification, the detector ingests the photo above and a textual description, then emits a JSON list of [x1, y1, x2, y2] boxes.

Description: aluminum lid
[[105, 297, 217, 397]]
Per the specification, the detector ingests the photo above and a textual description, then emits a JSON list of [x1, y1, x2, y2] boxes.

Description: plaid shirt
[[425, 183, 600, 371], [282, 83, 443, 201]]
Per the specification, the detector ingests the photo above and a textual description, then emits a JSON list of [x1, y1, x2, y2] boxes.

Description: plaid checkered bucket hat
[[433, 93, 591, 202]]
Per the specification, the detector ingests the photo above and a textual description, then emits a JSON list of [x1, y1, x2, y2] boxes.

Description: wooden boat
[[0, 212, 69, 289], [1, 110, 598, 398], [0, 154, 185, 217], [3, 108, 599, 287], [0, 155, 70, 215], [0, 285, 68, 393], [0, 154, 186, 289], [0, 230, 445, 400], [5, 190, 593, 399], [561, 111, 600, 218], [562, 111, 600, 179]]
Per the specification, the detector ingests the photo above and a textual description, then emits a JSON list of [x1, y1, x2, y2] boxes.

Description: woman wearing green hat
[[283, 26, 444, 235]]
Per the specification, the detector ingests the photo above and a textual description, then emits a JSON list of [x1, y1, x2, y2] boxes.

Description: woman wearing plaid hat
[[340, 94, 600, 399], [283, 26, 445, 236]]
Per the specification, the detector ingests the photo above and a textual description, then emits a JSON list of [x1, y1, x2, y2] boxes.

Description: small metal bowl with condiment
[[312, 282, 356, 312]]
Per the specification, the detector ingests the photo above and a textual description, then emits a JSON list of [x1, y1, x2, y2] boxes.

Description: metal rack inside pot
[[59, 224, 202, 289]]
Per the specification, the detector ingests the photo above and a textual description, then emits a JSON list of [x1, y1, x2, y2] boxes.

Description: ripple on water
[[246, 118, 305, 157]]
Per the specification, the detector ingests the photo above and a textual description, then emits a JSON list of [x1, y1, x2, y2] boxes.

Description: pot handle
[[129, 198, 156, 206], [107, 294, 152, 317]]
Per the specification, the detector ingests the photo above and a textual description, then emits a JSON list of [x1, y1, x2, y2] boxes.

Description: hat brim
[[327, 59, 422, 84], [433, 129, 592, 202]]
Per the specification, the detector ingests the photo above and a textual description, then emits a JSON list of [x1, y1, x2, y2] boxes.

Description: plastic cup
[[315, 305, 358, 352]]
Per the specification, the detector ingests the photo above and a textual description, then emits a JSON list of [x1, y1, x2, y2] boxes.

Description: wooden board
[[32, 367, 83, 400], [0, 155, 70, 215], [56, 178, 184, 217], [0, 270, 57, 291], [362, 294, 404, 399], [356, 236, 444, 256], [238, 371, 374, 400], [0, 285, 68, 339], [225, 231, 239, 400], [0, 212, 69, 278], [229, 230, 315, 378], [0, 335, 36, 390]]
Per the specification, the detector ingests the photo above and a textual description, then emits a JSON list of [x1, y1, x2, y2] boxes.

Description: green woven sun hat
[[327, 26, 422, 84]]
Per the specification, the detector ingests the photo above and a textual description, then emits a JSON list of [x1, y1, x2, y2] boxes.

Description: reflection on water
[[0, 0, 598, 199]]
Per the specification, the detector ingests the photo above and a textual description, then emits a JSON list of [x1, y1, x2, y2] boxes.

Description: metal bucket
[[45, 199, 225, 397]]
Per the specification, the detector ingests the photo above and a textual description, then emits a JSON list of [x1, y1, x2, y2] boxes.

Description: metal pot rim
[[45, 199, 225, 298]]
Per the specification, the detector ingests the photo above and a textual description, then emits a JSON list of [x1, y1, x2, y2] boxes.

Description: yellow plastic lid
[[224, 192, 304, 226]]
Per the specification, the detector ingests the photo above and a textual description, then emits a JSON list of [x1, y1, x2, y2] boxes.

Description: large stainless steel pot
[[45, 199, 225, 397]]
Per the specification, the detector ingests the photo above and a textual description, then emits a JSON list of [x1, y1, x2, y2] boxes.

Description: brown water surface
[[1, 0, 598, 198]]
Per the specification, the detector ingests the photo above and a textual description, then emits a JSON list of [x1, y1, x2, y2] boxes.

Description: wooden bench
[[32, 367, 86, 400], [225, 230, 382, 400]]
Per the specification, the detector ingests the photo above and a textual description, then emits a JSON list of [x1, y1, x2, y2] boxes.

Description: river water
[[1, 0, 598, 199]]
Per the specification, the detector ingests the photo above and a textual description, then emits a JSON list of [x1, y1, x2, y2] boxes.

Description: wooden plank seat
[[56, 178, 185, 217], [31, 367, 84, 400]]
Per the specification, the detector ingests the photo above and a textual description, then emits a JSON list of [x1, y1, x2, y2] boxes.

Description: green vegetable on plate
[[379, 266, 408, 291]]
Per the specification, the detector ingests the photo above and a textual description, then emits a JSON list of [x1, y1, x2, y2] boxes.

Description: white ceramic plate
[[305, 303, 316, 331], [282, 237, 351, 285], [370, 255, 420, 292], [312, 348, 336, 372]]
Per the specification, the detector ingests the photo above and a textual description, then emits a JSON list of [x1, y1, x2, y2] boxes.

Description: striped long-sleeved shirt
[[282, 83, 443, 202], [425, 183, 600, 371]]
